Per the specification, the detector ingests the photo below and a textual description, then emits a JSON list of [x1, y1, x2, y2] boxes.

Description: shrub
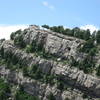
[[70, 56, 79, 67], [14, 35, 26, 48], [48, 92, 56, 100], [34, 69, 42, 80], [0, 79, 11, 100], [57, 81, 64, 91], [44, 75, 55, 85], [89, 47, 97, 56], [79, 56, 95, 74], [15, 89, 39, 100], [31, 64, 38, 73], [96, 30, 100, 44], [10, 32, 15, 40], [79, 39, 95, 53], [42, 25, 50, 29], [10, 29, 22, 40], [65, 98, 70, 100], [22, 67, 29, 77], [26, 45, 33, 53], [26, 64, 43, 80], [96, 65, 100, 76], [82, 93, 88, 99], [0, 47, 4, 58], [12, 55, 19, 65]]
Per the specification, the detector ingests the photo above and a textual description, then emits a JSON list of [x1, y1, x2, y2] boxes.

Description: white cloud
[[0, 24, 98, 40], [0, 25, 28, 39], [80, 25, 99, 33], [43, 1, 48, 6], [42, 1, 55, 10]]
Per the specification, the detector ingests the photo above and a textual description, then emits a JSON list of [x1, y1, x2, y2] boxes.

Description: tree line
[[42, 24, 100, 44]]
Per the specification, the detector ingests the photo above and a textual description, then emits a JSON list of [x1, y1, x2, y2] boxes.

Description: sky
[[0, 0, 100, 39]]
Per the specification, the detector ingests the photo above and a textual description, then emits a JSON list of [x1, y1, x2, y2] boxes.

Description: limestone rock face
[[0, 26, 100, 100], [13, 26, 85, 61], [0, 39, 100, 98], [53, 63, 100, 97]]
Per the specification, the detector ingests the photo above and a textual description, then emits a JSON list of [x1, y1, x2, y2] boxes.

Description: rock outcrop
[[0, 25, 100, 100], [13, 26, 85, 61]]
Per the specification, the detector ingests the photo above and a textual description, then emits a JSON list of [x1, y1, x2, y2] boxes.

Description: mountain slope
[[0, 25, 100, 100]]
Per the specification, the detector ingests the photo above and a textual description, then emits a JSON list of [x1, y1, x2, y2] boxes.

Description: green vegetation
[[42, 25, 100, 75], [42, 25, 98, 41], [0, 34, 100, 76], [48, 92, 56, 100], [70, 56, 79, 67], [42, 24, 50, 29], [22, 64, 56, 85], [22, 64, 42, 80], [1, 25, 100, 100], [0, 46, 4, 58], [14, 34, 26, 48], [42, 25, 91, 41], [22, 64, 70, 89], [79, 56, 95, 74], [0, 79, 11, 100], [0, 45, 56, 85], [43, 75, 55, 85], [79, 39, 95, 53], [1, 32, 100, 76], [10, 29, 22, 40], [65, 98, 70, 100], [22, 66, 29, 76], [70, 53, 96, 74], [96, 65, 100, 76], [25, 40, 43, 53], [30, 68, 43, 80], [11, 25, 100, 48], [25, 45, 33, 53], [77, 38, 99, 74], [96, 30, 100, 44], [11, 29, 26, 48], [15, 87, 39, 100], [25, 40, 59, 61], [57, 80, 64, 91], [82, 93, 92, 99]]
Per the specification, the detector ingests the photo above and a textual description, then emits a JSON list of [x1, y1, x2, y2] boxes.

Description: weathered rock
[[0, 40, 100, 98], [0, 66, 89, 100], [0, 26, 100, 99], [53, 64, 100, 97], [13, 26, 85, 61]]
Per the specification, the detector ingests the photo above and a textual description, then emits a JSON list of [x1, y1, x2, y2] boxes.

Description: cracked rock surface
[[0, 25, 100, 100]]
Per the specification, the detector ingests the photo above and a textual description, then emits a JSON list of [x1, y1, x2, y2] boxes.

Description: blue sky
[[0, 0, 100, 39], [0, 0, 100, 27]]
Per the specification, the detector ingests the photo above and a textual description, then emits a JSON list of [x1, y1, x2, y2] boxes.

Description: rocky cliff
[[0, 25, 100, 100]]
